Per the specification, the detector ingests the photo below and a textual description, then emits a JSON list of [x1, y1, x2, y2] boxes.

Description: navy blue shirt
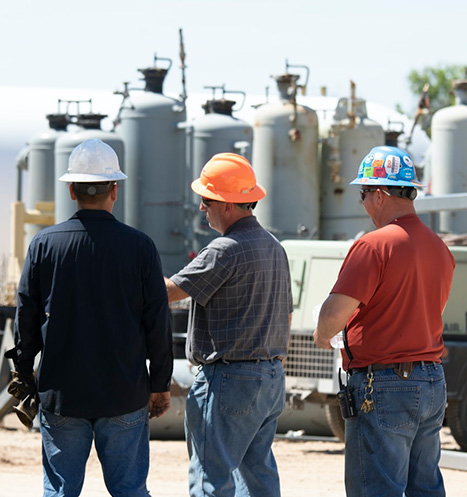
[[14, 210, 173, 418]]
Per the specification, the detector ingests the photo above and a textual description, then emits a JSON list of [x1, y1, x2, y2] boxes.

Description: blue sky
[[2, 0, 466, 111]]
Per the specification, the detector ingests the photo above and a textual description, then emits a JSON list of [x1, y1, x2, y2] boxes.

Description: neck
[[377, 202, 416, 228], [220, 208, 252, 234], [76, 200, 113, 213]]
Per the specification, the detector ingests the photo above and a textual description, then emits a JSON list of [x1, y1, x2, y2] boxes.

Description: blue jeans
[[39, 405, 150, 497], [345, 363, 446, 497], [185, 359, 286, 497]]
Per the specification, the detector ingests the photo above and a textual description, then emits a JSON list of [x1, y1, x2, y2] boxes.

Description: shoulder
[[114, 221, 155, 244], [224, 216, 282, 247]]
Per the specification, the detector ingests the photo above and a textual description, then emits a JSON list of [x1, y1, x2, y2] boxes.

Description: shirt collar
[[72, 209, 116, 221], [224, 215, 258, 236]]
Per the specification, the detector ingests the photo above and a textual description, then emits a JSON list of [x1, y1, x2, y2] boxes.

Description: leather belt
[[349, 361, 436, 377], [210, 356, 284, 365]]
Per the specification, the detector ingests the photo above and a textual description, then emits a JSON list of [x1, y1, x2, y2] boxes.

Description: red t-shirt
[[331, 214, 455, 370]]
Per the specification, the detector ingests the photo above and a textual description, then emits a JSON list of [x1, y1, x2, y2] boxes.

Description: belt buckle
[[394, 362, 414, 379]]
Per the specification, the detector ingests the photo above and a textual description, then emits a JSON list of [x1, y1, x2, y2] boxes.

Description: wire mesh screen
[[284, 333, 334, 379]]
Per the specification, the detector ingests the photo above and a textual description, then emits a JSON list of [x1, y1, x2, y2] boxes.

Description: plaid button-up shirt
[[171, 216, 293, 365]]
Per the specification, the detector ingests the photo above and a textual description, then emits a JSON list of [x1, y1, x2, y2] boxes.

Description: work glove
[[7, 372, 39, 429], [5, 348, 39, 429], [7, 370, 37, 400]]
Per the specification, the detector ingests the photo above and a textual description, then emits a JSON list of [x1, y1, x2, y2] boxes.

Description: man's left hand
[[148, 391, 171, 419]]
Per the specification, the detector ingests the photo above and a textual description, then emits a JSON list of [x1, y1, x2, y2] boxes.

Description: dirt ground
[[0, 413, 466, 497]]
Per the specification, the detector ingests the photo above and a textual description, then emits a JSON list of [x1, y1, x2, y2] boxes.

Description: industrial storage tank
[[190, 86, 253, 252], [115, 57, 188, 276], [252, 64, 319, 240], [431, 74, 467, 233], [55, 113, 125, 223], [24, 113, 69, 247], [320, 86, 385, 240]]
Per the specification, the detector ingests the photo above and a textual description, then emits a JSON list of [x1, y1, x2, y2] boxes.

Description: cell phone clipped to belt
[[337, 368, 357, 419]]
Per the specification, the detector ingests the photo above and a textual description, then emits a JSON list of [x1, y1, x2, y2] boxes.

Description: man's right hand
[[148, 391, 171, 419]]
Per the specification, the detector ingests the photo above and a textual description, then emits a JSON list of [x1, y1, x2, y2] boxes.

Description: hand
[[7, 370, 36, 400], [313, 329, 333, 350], [148, 391, 171, 419]]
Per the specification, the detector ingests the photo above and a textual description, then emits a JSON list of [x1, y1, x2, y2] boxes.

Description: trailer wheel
[[324, 401, 345, 443], [446, 387, 467, 451]]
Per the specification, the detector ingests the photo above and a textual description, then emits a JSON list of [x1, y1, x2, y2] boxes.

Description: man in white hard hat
[[7, 138, 173, 497], [165, 153, 293, 497]]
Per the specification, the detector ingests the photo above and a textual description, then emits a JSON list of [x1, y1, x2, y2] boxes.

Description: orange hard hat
[[191, 153, 266, 202]]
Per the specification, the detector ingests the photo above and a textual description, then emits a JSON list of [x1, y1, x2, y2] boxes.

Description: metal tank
[[320, 83, 385, 240], [24, 113, 69, 248], [55, 113, 125, 223], [252, 62, 319, 240], [190, 86, 253, 252], [115, 57, 188, 276], [431, 73, 467, 233]]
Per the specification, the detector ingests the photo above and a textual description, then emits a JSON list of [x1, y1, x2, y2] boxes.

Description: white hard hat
[[59, 138, 127, 182]]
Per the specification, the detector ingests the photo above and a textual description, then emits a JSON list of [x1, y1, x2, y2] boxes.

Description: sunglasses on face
[[201, 197, 220, 208], [359, 188, 391, 202]]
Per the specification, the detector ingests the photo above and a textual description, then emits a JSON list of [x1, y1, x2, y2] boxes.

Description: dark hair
[[72, 182, 115, 204], [235, 201, 258, 211]]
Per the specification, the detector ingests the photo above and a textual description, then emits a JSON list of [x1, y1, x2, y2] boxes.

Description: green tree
[[396, 65, 466, 139], [407, 64, 465, 113]]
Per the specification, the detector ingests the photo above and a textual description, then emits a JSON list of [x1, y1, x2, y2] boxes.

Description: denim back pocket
[[110, 406, 148, 428], [219, 373, 263, 417], [375, 385, 421, 430]]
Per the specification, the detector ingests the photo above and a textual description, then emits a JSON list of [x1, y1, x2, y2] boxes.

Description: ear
[[224, 202, 235, 213], [110, 183, 118, 202], [376, 189, 386, 205], [69, 184, 77, 201]]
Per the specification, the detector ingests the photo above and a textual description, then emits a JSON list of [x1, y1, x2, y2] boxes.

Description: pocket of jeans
[[111, 406, 148, 427], [375, 385, 421, 430], [435, 381, 447, 425], [41, 410, 71, 428], [219, 373, 263, 417]]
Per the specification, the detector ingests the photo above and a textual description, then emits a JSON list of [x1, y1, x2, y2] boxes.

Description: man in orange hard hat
[[166, 153, 293, 497]]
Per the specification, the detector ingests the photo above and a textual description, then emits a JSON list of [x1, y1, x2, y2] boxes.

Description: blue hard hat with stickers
[[350, 146, 424, 188]]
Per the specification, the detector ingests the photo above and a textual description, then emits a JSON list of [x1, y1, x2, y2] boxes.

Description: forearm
[[164, 277, 189, 303], [14, 298, 43, 374], [314, 293, 360, 349]]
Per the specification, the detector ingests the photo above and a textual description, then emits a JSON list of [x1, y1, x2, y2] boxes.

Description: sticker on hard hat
[[385, 156, 400, 175], [373, 159, 384, 168], [400, 169, 414, 179], [364, 154, 374, 164], [403, 155, 413, 167]]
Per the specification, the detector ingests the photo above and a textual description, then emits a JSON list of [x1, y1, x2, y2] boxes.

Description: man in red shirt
[[314, 146, 455, 497]]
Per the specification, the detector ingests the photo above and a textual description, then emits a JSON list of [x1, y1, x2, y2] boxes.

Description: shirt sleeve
[[143, 243, 174, 392], [283, 248, 294, 314], [14, 245, 43, 374], [331, 239, 383, 306], [170, 243, 234, 307]]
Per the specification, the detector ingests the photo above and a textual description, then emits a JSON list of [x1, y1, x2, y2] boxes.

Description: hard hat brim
[[349, 177, 424, 188], [191, 178, 266, 202], [58, 171, 128, 182]]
